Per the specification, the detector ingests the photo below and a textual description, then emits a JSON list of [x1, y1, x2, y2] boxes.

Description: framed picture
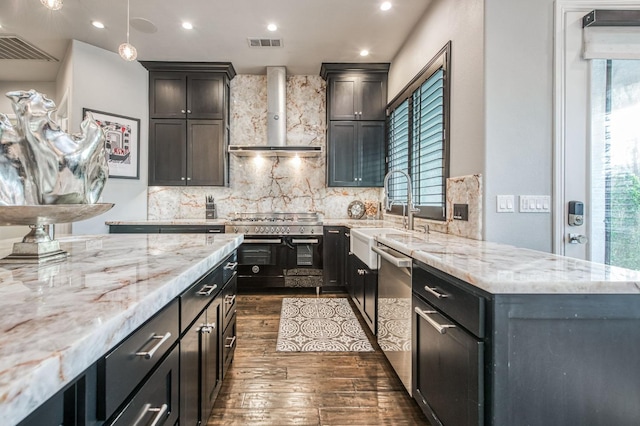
[[83, 108, 140, 179]]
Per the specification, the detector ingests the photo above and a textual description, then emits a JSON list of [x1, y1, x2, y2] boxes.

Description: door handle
[[568, 234, 588, 244]]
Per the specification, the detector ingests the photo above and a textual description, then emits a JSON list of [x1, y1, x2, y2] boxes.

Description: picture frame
[[83, 108, 140, 179]]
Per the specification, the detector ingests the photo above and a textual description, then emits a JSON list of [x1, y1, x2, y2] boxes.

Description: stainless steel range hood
[[228, 66, 323, 157]]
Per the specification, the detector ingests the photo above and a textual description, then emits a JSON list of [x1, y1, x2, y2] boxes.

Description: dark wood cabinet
[[327, 74, 387, 121], [323, 227, 345, 288], [142, 62, 235, 187], [348, 253, 377, 334], [109, 224, 224, 234], [321, 63, 389, 188], [328, 121, 385, 187]]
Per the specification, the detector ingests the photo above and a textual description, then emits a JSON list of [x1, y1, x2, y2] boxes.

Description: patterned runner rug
[[276, 298, 374, 352]]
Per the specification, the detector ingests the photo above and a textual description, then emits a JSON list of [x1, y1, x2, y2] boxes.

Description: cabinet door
[[323, 227, 344, 286], [187, 73, 224, 120], [328, 121, 359, 187], [187, 120, 225, 186], [359, 75, 387, 120], [412, 296, 483, 426], [149, 72, 187, 119], [359, 121, 385, 187], [149, 119, 187, 186], [329, 75, 358, 120], [201, 298, 222, 421], [180, 311, 206, 426]]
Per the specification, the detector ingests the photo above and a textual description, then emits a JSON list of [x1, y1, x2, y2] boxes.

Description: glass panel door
[[590, 59, 640, 271]]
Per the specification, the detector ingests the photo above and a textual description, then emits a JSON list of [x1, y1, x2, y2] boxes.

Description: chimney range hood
[[228, 66, 323, 157]]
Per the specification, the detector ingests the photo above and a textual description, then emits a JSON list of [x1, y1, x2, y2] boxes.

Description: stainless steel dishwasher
[[372, 243, 413, 395]]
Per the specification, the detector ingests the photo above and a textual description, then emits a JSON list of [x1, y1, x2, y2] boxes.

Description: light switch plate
[[496, 195, 515, 213], [519, 195, 551, 213]]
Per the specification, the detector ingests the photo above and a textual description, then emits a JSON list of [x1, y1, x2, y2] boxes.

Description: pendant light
[[41, 0, 63, 10], [118, 0, 137, 61]]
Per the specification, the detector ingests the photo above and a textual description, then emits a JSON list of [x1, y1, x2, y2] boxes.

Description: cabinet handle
[[135, 332, 172, 359], [201, 322, 216, 334], [181, 177, 186, 180], [187, 177, 192, 181], [197, 284, 218, 296], [187, 109, 192, 114], [224, 261, 238, 269], [144, 403, 168, 426], [328, 230, 340, 234], [345, 233, 350, 237], [208, 229, 221, 233], [225, 294, 236, 305], [357, 269, 366, 275], [424, 286, 449, 299], [225, 335, 237, 348], [181, 109, 186, 114], [414, 307, 456, 334]]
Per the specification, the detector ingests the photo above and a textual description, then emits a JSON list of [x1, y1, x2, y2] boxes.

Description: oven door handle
[[290, 238, 319, 244], [243, 239, 283, 244]]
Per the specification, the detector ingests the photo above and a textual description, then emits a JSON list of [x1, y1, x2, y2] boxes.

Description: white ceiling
[[0, 0, 431, 81]]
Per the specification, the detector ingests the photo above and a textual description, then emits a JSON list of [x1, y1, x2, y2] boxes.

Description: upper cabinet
[[142, 62, 235, 187], [149, 72, 225, 120], [327, 73, 387, 121], [321, 63, 389, 187]]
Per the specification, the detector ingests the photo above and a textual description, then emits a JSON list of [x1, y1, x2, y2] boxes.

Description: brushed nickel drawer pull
[[135, 332, 171, 359], [208, 229, 221, 233], [225, 335, 237, 348], [328, 230, 340, 234], [424, 286, 448, 299], [147, 403, 168, 426], [197, 284, 218, 296], [225, 294, 236, 305], [201, 322, 216, 334], [414, 307, 455, 335], [224, 261, 238, 270]]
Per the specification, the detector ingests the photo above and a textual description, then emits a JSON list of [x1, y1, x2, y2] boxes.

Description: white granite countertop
[[0, 233, 243, 425]]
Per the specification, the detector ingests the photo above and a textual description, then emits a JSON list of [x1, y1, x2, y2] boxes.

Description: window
[[386, 42, 450, 221]]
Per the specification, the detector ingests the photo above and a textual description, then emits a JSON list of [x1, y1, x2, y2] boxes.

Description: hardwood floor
[[207, 292, 430, 426]]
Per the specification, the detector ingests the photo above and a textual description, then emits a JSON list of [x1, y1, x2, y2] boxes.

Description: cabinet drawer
[[99, 300, 179, 420], [412, 262, 486, 338], [109, 345, 179, 426], [222, 313, 236, 376], [180, 267, 223, 334], [222, 273, 237, 332]]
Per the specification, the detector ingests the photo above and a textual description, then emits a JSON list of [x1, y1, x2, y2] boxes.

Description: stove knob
[[233, 226, 238, 233], [244, 227, 249, 233], [255, 226, 260, 233], [310, 228, 314, 234], [286, 227, 290, 234], [300, 227, 305, 234], [271, 227, 275, 233]]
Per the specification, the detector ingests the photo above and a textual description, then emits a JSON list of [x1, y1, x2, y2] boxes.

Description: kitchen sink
[[350, 227, 410, 269]]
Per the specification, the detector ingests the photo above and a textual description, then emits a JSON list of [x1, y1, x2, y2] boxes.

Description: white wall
[[388, 0, 485, 180], [69, 40, 149, 235], [484, 0, 554, 251]]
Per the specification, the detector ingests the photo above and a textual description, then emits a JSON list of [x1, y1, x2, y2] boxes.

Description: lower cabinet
[[110, 345, 179, 426], [347, 253, 377, 334]]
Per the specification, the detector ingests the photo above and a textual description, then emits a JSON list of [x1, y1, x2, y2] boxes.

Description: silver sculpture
[[0, 90, 112, 263]]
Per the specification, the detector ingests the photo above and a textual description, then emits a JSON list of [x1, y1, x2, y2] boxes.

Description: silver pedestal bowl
[[0, 203, 114, 263]]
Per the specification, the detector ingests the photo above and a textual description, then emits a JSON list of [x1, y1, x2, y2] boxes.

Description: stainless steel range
[[225, 212, 323, 292]]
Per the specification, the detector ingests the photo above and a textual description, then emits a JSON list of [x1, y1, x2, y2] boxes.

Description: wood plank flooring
[[207, 292, 430, 426]]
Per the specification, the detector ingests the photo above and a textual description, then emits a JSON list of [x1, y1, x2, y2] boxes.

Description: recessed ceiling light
[[360, 50, 369, 57], [182, 22, 193, 30], [380, 2, 392, 11], [267, 23, 278, 32], [41, 0, 63, 11], [92, 21, 105, 29]]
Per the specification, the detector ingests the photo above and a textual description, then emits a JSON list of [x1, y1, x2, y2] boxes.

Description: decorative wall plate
[[347, 200, 365, 219]]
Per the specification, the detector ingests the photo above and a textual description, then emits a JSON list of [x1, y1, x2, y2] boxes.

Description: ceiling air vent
[[248, 38, 283, 48], [0, 35, 58, 61]]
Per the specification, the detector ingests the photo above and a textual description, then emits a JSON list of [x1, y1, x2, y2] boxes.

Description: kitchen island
[[0, 232, 243, 425]]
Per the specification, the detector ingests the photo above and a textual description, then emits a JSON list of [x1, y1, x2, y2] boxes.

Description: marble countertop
[[104, 218, 640, 293], [0, 233, 243, 425]]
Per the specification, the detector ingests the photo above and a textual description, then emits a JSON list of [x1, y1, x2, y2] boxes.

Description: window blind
[[412, 69, 445, 207], [387, 99, 410, 201]]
